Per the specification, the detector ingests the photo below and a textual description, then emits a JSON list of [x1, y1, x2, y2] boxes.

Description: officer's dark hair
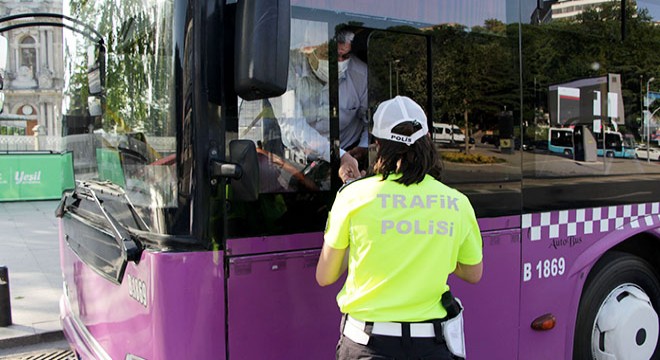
[[373, 121, 441, 186]]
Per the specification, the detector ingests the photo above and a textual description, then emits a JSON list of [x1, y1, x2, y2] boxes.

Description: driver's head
[[336, 30, 355, 62], [304, 30, 356, 83]]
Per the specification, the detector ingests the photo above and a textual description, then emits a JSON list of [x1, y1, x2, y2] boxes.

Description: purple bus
[[6, 0, 654, 359]]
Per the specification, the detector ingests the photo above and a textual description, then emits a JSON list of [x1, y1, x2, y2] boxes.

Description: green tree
[[65, 0, 173, 136]]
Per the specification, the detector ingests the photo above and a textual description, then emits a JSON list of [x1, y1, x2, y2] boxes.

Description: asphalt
[[0, 200, 64, 350]]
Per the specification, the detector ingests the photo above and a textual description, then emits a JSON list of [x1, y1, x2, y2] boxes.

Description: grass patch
[[441, 152, 506, 164]]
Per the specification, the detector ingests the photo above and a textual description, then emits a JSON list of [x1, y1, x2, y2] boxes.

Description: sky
[[638, 0, 660, 20]]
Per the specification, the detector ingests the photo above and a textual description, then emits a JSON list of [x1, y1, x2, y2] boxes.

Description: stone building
[[0, 0, 63, 148]]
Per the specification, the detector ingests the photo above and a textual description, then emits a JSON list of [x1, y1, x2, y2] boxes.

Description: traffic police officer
[[316, 96, 483, 359]]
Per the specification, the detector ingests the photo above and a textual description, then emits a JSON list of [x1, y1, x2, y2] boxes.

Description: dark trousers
[[336, 333, 455, 360]]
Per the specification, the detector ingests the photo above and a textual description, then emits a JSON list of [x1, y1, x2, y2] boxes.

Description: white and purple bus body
[[30, 0, 660, 359], [60, 203, 660, 359]]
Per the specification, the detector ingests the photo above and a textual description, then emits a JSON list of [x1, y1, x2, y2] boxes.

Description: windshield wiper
[[72, 180, 143, 262]]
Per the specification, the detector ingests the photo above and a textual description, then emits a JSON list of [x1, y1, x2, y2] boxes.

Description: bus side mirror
[[229, 139, 259, 202], [0, 35, 7, 113], [86, 44, 105, 117], [234, 0, 290, 100], [87, 44, 105, 95]]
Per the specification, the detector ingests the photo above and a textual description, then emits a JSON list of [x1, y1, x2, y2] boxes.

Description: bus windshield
[[61, 0, 177, 235]]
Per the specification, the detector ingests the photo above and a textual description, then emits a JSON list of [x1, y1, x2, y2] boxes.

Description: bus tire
[[564, 149, 572, 156], [573, 252, 660, 360], [606, 151, 615, 158]]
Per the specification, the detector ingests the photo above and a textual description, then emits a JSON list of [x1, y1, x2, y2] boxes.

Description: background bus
[[595, 131, 636, 158], [4, 0, 657, 359], [548, 127, 575, 157], [548, 127, 635, 159]]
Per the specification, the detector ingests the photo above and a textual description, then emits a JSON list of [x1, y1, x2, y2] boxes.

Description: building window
[[19, 36, 37, 80]]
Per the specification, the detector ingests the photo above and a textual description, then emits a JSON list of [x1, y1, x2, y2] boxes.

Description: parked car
[[635, 146, 660, 161], [433, 123, 466, 145]]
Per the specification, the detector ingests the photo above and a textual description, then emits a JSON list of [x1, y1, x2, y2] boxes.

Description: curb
[[0, 331, 64, 350]]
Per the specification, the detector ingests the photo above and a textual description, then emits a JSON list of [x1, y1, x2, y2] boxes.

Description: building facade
[[532, 0, 635, 24], [0, 0, 63, 148]]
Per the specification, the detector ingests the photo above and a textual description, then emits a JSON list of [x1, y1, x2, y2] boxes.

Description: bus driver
[[316, 96, 483, 359], [277, 29, 368, 184]]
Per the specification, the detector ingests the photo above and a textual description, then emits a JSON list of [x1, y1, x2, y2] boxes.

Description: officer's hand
[[339, 152, 364, 183]]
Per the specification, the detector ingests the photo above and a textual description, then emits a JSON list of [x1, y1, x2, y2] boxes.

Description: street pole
[[0, 266, 11, 327], [396, 67, 400, 95], [389, 59, 400, 98], [389, 61, 392, 98], [640, 76, 644, 132], [647, 77, 655, 163]]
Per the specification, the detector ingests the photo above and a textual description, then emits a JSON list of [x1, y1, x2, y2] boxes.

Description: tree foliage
[[64, 0, 173, 136], [63, 0, 660, 141], [372, 0, 660, 139]]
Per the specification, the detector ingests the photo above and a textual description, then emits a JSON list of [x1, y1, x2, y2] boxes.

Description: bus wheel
[[606, 151, 615, 158], [564, 149, 572, 156], [573, 252, 660, 360]]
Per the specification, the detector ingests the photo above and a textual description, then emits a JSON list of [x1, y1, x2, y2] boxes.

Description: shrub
[[440, 152, 506, 164]]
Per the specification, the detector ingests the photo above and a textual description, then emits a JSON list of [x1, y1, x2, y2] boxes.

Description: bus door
[[225, 20, 437, 359], [225, 16, 355, 359]]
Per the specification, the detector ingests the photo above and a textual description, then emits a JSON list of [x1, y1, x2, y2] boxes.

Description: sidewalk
[[0, 200, 64, 349]]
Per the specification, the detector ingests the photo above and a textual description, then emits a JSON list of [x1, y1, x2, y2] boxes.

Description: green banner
[[96, 148, 126, 187], [0, 152, 75, 201]]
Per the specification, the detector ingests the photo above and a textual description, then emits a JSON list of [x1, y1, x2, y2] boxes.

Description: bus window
[[366, 29, 429, 179], [523, 11, 660, 214], [228, 18, 339, 238], [428, 24, 522, 218], [238, 18, 330, 193], [59, 7, 177, 235]]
